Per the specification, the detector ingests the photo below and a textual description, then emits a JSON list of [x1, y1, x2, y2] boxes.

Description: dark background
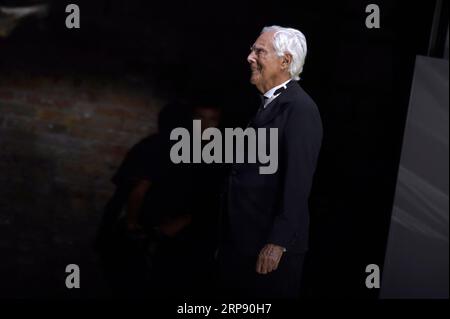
[[0, 0, 444, 299]]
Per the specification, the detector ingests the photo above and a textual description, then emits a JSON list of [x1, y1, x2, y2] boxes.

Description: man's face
[[247, 31, 284, 93]]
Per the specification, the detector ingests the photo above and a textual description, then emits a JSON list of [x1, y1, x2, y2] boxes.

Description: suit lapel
[[250, 80, 297, 127], [251, 97, 285, 127]]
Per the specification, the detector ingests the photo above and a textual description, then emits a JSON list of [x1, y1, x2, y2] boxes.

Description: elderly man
[[218, 25, 323, 299]]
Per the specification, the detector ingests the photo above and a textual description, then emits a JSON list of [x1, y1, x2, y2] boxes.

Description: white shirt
[[262, 79, 292, 108]]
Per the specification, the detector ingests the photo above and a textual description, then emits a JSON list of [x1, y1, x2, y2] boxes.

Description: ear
[[281, 53, 292, 70]]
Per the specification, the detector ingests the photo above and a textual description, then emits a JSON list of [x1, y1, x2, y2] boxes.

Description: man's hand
[[127, 222, 143, 232], [256, 244, 285, 274], [159, 214, 192, 238]]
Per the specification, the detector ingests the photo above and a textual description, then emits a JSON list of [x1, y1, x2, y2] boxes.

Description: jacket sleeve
[[267, 101, 322, 250]]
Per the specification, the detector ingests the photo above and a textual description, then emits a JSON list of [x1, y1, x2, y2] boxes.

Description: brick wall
[[0, 72, 163, 297]]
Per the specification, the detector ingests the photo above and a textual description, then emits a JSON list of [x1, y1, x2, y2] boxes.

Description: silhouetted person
[[94, 101, 192, 298], [95, 100, 226, 299], [148, 101, 225, 298]]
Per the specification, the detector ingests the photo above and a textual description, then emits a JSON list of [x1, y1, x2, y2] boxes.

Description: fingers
[[256, 255, 263, 274], [265, 254, 277, 273], [258, 256, 276, 274], [256, 250, 265, 274], [256, 246, 281, 274]]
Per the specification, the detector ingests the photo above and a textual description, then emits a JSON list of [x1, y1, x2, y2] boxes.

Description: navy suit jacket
[[222, 80, 323, 256]]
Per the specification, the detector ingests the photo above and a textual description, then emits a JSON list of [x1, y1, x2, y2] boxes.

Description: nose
[[247, 50, 256, 64]]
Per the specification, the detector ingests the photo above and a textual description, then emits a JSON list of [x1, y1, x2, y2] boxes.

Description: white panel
[[381, 55, 449, 299]]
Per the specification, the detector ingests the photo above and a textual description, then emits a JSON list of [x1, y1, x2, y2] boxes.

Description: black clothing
[[219, 80, 322, 298]]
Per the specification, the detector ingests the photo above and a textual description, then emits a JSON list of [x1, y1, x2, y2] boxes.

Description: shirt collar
[[263, 79, 292, 99]]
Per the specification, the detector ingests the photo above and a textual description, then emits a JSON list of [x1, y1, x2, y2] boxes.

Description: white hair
[[262, 25, 307, 80]]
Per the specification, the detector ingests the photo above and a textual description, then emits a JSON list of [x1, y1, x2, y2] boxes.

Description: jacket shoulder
[[282, 82, 320, 119], [289, 82, 317, 106]]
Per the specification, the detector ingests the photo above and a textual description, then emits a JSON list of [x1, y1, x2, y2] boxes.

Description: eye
[[250, 46, 261, 54]]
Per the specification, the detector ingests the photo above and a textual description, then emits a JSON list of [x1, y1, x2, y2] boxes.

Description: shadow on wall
[[0, 72, 163, 298], [0, 129, 73, 297]]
